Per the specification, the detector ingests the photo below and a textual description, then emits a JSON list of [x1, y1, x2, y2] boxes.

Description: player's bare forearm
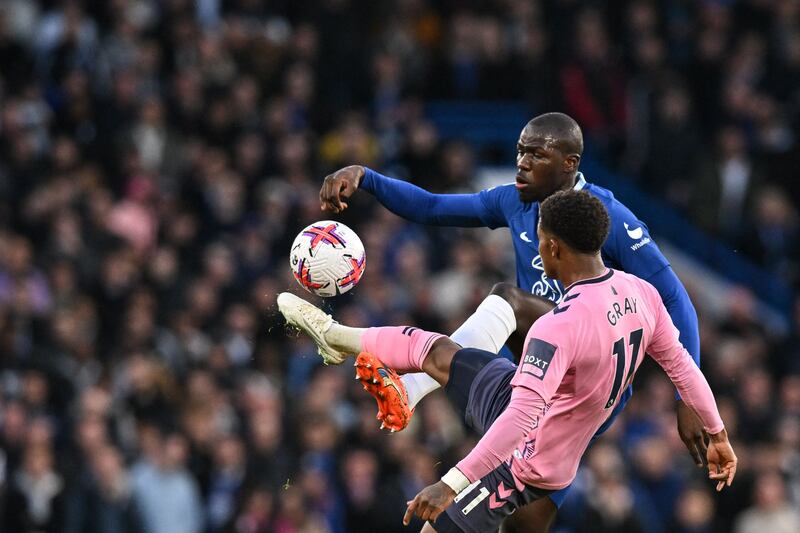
[[676, 399, 708, 467]]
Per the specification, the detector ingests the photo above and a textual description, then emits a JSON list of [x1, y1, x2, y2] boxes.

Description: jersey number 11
[[605, 329, 643, 409]]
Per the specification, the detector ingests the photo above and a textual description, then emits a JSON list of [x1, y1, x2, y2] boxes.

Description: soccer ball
[[289, 220, 366, 297]]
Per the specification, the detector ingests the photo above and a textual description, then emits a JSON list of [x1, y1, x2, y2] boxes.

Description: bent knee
[[425, 337, 460, 375], [489, 282, 523, 303], [490, 282, 554, 319]]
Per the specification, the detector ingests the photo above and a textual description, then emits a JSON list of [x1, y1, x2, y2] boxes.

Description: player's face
[[515, 126, 575, 203], [537, 223, 559, 279]]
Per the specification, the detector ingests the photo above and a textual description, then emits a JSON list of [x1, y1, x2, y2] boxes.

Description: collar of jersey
[[573, 173, 587, 191], [563, 268, 614, 295]]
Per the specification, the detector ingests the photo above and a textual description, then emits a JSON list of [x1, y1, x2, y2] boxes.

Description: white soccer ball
[[289, 220, 366, 297]]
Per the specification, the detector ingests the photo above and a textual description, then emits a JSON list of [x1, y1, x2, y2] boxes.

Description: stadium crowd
[[0, 1, 799, 532]]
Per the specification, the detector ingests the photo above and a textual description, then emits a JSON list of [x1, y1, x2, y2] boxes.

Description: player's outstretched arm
[[319, 165, 503, 227]]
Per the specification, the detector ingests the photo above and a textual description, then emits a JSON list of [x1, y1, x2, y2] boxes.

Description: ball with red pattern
[[289, 220, 366, 297]]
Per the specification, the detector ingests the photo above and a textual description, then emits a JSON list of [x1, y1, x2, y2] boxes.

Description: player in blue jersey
[[318, 112, 706, 532]]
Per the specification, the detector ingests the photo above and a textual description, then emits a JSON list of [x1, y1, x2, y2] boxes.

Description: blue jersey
[[360, 167, 698, 367], [477, 174, 669, 304]]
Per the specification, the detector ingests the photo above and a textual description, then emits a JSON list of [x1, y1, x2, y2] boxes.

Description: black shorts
[[434, 349, 552, 533]]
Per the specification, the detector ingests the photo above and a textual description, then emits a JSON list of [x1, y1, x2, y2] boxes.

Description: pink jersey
[[457, 269, 724, 490]]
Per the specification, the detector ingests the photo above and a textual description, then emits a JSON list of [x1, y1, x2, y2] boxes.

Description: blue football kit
[[359, 167, 701, 506]]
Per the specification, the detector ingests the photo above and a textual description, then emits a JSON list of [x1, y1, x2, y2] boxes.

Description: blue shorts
[[435, 349, 552, 533]]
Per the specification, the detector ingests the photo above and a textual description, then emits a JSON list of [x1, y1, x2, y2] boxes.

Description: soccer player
[[277, 190, 737, 533], [319, 112, 706, 530]]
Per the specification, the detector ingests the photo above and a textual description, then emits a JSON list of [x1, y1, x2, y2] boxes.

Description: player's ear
[[550, 238, 559, 259], [563, 154, 580, 173]]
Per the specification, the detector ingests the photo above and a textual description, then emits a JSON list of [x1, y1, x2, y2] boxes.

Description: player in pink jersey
[[277, 190, 737, 532]]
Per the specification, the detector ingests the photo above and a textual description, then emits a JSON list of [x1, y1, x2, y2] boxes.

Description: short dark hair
[[539, 190, 610, 254], [527, 112, 584, 156]]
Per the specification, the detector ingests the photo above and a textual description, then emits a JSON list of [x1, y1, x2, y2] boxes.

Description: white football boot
[[276, 292, 347, 365]]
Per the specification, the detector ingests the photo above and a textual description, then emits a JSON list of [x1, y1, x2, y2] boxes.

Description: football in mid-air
[[289, 220, 366, 297]]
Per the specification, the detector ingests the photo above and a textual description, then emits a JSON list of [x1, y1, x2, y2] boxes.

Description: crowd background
[[0, 1, 799, 532]]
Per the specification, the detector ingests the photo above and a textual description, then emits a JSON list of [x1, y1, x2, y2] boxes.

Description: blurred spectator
[[205, 434, 249, 531], [4, 443, 65, 533], [629, 434, 686, 528], [576, 443, 646, 533], [233, 486, 274, 533], [560, 8, 627, 160], [272, 485, 331, 533], [740, 187, 799, 283], [733, 471, 800, 533], [64, 444, 143, 533], [130, 430, 204, 533], [668, 485, 715, 533], [0, 2, 798, 533], [340, 448, 406, 533], [689, 126, 762, 242], [0, 235, 52, 316], [635, 83, 702, 210]]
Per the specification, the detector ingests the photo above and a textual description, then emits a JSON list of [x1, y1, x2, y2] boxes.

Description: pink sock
[[360, 327, 445, 373]]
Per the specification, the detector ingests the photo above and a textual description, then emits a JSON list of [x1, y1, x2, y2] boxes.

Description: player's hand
[[403, 481, 456, 526], [676, 399, 708, 467], [706, 429, 737, 491], [320, 165, 364, 213]]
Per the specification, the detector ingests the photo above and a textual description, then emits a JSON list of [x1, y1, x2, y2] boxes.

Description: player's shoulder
[[584, 181, 616, 205], [531, 301, 576, 334], [538, 288, 594, 325], [585, 182, 637, 222], [531, 289, 597, 353], [613, 270, 662, 301], [552, 270, 644, 313]]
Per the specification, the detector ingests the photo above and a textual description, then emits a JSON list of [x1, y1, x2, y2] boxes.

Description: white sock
[[326, 323, 366, 355], [449, 295, 516, 352], [403, 294, 516, 408]]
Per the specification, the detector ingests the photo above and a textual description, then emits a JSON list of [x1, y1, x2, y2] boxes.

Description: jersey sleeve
[[360, 167, 504, 227], [475, 184, 517, 229], [603, 200, 670, 280], [510, 314, 575, 402], [646, 266, 700, 367], [645, 287, 724, 433]]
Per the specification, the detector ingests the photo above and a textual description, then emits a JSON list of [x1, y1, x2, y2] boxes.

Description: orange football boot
[[354, 352, 414, 432]]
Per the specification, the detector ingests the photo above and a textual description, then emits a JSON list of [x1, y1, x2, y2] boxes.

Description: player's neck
[[558, 173, 579, 192], [558, 256, 607, 289]]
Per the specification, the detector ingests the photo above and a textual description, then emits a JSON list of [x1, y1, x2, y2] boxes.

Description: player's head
[[515, 112, 583, 203], [537, 190, 609, 280]]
